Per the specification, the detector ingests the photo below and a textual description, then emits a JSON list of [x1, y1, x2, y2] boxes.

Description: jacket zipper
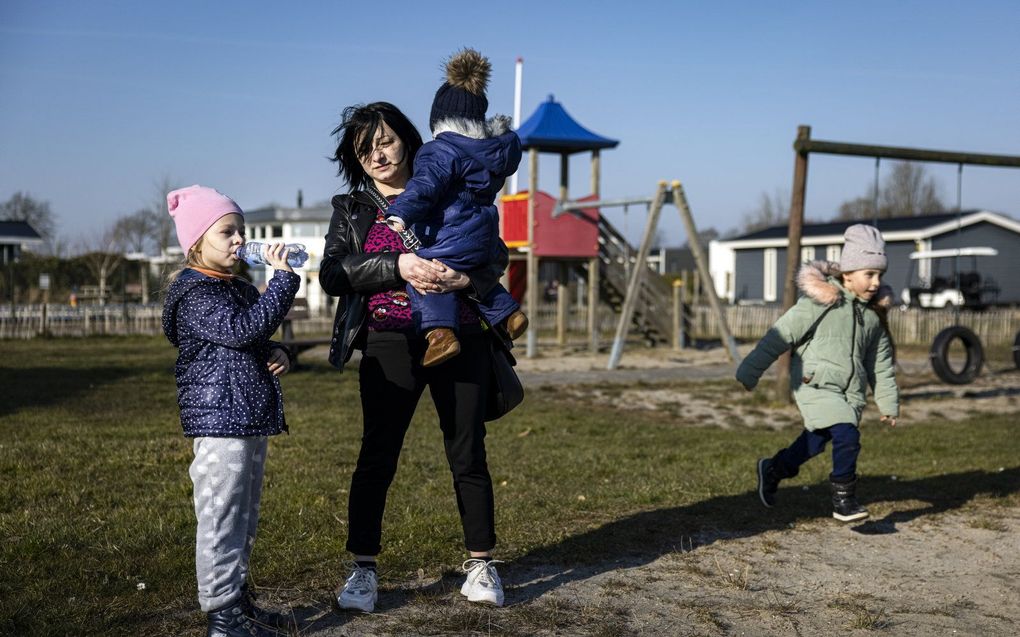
[[340, 197, 368, 354]]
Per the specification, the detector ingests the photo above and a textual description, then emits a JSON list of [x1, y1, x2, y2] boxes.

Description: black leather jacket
[[319, 191, 507, 370]]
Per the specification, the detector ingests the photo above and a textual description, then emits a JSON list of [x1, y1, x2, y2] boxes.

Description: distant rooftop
[[730, 211, 988, 241], [0, 220, 44, 243], [245, 203, 332, 223]]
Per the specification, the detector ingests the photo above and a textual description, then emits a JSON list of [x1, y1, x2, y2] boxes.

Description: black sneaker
[[241, 585, 294, 632], [757, 458, 780, 507], [831, 478, 869, 522], [206, 600, 279, 637]]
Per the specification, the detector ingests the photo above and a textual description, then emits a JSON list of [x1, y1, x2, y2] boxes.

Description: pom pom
[[445, 48, 490, 96]]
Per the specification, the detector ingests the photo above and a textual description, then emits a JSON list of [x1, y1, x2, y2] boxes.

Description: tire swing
[[930, 326, 984, 384], [1013, 331, 1020, 370]]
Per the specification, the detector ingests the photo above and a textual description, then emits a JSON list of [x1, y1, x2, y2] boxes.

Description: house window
[[801, 246, 814, 264], [269, 225, 283, 238], [826, 245, 841, 263], [290, 222, 317, 237], [763, 248, 777, 302]]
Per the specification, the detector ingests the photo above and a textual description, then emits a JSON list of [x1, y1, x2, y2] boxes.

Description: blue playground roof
[[516, 95, 618, 154]]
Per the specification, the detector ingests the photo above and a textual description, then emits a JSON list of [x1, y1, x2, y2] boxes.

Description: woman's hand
[[398, 253, 445, 295], [431, 259, 470, 293], [267, 347, 291, 376], [265, 242, 294, 273]]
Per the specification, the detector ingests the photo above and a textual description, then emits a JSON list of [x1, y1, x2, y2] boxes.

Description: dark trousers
[[410, 283, 519, 331], [346, 330, 496, 555], [773, 423, 861, 483]]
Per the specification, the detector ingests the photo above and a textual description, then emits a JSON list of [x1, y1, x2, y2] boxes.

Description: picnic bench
[[280, 298, 330, 366]]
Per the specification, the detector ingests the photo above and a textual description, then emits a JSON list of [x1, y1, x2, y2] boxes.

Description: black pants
[[773, 423, 861, 483], [346, 330, 496, 555]]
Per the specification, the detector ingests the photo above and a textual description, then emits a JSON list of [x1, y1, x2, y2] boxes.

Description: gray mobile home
[[709, 211, 1020, 306]]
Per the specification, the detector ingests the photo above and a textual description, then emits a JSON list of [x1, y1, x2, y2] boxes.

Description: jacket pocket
[[801, 361, 836, 388]]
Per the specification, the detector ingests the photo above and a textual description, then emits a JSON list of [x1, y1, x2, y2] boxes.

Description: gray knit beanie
[[839, 224, 887, 272]]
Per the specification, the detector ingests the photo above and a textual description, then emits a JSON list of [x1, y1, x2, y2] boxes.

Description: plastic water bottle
[[237, 242, 309, 268]]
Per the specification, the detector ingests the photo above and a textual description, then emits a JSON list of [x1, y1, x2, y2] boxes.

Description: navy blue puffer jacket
[[162, 268, 300, 437], [385, 115, 522, 271]]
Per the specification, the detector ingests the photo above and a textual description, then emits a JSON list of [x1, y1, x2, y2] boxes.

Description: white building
[[245, 199, 334, 317]]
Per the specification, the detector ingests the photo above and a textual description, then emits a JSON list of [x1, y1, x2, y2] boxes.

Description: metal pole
[[526, 148, 539, 358], [607, 182, 667, 370], [775, 125, 811, 402], [671, 181, 740, 363], [510, 57, 523, 194]]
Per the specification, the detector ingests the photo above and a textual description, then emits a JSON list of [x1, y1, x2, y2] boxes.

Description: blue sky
[[2, 1, 1019, 250]]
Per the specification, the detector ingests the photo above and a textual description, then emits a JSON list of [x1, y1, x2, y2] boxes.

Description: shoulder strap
[[364, 185, 423, 252], [793, 303, 835, 351]]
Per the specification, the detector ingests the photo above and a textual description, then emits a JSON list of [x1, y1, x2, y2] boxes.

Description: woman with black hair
[[319, 102, 507, 612]]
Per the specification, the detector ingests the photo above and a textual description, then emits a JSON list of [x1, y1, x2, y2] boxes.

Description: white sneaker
[[337, 564, 378, 613], [460, 558, 505, 607]]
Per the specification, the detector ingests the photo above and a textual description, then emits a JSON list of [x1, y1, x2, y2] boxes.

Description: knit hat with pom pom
[[429, 48, 491, 132]]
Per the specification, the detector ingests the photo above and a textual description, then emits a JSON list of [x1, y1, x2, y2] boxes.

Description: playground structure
[[501, 96, 738, 368], [779, 126, 1020, 388]]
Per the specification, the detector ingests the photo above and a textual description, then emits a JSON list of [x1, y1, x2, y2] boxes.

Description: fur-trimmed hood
[[797, 260, 894, 309], [432, 113, 512, 140]]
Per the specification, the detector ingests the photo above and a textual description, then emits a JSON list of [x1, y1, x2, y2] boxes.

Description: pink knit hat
[[167, 185, 243, 253]]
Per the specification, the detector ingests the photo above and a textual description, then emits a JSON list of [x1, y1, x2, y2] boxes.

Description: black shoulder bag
[[483, 323, 524, 421]]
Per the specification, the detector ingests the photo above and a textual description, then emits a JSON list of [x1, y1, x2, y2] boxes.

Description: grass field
[[1, 336, 1018, 636]]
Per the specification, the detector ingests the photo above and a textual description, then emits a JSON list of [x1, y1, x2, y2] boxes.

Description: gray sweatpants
[[189, 436, 268, 612]]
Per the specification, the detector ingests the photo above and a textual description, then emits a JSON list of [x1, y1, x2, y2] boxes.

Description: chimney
[[297, 189, 304, 208]]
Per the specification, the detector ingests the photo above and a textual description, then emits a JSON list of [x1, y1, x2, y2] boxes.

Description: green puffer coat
[[735, 261, 899, 431]]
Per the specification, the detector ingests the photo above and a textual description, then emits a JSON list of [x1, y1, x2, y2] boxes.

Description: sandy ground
[[294, 343, 1020, 636]]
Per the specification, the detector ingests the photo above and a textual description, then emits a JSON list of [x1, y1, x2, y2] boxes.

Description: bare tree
[[78, 228, 123, 306], [145, 175, 181, 254], [742, 189, 789, 233], [1, 192, 56, 249], [113, 209, 155, 254], [837, 161, 946, 220]]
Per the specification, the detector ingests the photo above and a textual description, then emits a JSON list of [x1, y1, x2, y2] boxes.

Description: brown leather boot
[[504, 310, 529, 340], [422, 327, 461, 367]]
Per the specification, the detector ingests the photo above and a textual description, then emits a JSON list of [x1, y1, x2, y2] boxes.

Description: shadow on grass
[[505, 466, 1020, 604], [0, 365, 152, 416]]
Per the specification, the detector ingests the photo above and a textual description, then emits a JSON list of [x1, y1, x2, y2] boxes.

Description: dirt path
[[295, 345, 1020, 635]]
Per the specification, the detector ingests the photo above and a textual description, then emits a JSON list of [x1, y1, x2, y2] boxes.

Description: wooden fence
[[3, 302, 1019, 347], [691, 305, 1020, 347]]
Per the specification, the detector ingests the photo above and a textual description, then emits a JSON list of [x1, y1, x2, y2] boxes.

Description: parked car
[[900, 247, 1000, 309]]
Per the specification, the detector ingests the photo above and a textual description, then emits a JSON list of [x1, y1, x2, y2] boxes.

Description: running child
[[736, 224, 900, 522]]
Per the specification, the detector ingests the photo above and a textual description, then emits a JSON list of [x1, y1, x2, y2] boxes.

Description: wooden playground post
[[607, 182, 668, 370], [671, 181, 740, 364], [556, 277, 568, 345], [588, 256, 600, 353], [672, 278, 683, 352], [526, 148, 539, 358], [775, 125, 811, 403]]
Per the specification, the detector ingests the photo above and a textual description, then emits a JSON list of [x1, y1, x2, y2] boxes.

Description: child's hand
[[268, 347, 291, 376], [881, 415, 897, 427], [386, 217, 406, 233], [265, 242, 294, 273]]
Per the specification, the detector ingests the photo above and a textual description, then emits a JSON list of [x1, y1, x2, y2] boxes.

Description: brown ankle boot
[[422, 328, 461, 367], [504, 310, 529, 340]]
